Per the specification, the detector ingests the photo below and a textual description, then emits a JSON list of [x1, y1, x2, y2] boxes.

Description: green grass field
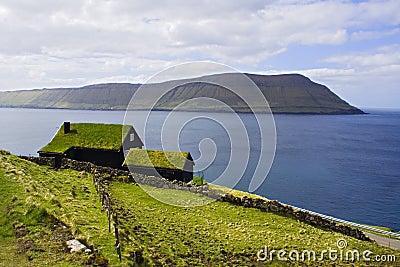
[[0, 149, 398, 266]]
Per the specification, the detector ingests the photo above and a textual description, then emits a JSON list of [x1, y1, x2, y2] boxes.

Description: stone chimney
[[64, 122, 71, 134]]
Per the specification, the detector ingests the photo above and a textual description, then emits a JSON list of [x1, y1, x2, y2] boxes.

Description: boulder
[[66, 239, 87, 253]]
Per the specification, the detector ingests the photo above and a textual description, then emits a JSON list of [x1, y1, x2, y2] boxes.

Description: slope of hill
[[1, 149, 398, 266], [0, 73, 364, 114], [0, 83, 139, 110]]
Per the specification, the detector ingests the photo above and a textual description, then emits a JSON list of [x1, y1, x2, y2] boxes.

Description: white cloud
[[0, 0, 399, 108], [1, 0, 398, 59], [0, 53, 181, 90], [295, 50, 400, 108], [324, 45, 400, 67], [253, 41, 400, 109], [262, 65, 400, 109], [351, 28, 400, 41]]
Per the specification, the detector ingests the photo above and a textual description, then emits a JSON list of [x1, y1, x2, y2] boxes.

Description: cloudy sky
[[0, 0, 399, 108]]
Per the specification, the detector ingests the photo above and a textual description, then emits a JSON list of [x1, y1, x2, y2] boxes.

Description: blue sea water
[[0, 108, 399, 231], [265, 110, 400, 232]]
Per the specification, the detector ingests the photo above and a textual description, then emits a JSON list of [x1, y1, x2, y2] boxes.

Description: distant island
[[0, 73, 364, 114]]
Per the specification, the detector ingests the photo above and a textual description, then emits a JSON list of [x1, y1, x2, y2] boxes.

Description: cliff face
[[248, 74, 364, 114], [0, 73, 364, 114]]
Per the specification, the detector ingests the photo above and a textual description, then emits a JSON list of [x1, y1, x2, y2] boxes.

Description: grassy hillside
[[0, 83, 138, 110], [0, 150, 115, 266], [1, 149, 397, 266], [0, 73, 364, 114]]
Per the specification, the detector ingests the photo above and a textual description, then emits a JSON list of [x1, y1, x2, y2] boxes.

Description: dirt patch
[[16, 236, 36, 256]]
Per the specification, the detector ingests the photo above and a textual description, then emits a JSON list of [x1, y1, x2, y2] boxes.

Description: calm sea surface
[[0, 108, 399, 231]]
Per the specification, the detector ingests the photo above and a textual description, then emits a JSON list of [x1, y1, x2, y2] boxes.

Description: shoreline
[[0, 105, 366, 115]]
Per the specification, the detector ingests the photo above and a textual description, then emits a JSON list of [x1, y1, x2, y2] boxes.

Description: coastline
[[0, 105, 366, 115], [0, 107, 398, 232]]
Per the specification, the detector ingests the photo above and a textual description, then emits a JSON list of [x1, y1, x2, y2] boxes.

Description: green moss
[[192, 175, 207, 186], [39, 123, 132, 153], [124, 148, 189, 169], [208, 183, 268, 200]]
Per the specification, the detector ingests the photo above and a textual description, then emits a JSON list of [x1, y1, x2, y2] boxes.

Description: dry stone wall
[[20, 155, 371, 242]]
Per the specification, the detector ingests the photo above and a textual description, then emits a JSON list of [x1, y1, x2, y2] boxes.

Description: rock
[[13, 221, 29, 237], [66, 239, 87, 253], [218, 193, 371, 242]]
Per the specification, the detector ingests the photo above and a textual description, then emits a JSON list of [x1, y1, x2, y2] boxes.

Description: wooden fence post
[[114, 214, 122, 262]]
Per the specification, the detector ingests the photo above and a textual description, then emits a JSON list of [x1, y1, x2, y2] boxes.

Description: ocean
[[0, 107, 399, 231]]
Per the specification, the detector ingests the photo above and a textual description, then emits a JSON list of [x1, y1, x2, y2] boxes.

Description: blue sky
[[0, 0, 399, 108]]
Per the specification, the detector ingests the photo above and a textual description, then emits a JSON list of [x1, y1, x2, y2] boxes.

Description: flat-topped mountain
[[0, 73, 364, 114]]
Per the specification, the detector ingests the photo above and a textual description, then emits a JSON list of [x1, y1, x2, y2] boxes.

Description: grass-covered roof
[[124, 148, 190, 169], [39, 123, 132, 153]]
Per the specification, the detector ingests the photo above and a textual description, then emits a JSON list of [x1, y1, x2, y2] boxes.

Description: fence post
[[114, 214, 122, 262]]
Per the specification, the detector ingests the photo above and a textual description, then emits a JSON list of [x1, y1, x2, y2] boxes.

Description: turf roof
[[124, 148, 190, 169], [39, 123, 132, 153]]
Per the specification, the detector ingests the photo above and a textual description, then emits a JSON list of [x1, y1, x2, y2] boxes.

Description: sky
[[0, 0, 399, 108]]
